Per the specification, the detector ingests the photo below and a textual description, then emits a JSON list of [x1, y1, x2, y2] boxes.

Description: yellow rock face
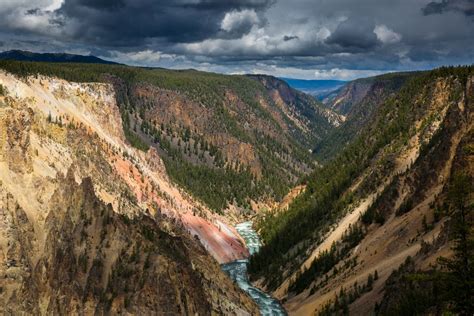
[[0, 71, 259, 315]]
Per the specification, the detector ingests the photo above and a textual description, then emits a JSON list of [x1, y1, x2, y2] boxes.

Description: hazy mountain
[[281, 78, 346, 100]]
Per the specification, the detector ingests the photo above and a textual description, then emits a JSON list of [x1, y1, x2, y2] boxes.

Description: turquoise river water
[[221, 221, 287, 315]]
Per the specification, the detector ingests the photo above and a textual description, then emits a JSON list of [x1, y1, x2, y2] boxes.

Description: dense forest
[[0, 60, 333, 212]]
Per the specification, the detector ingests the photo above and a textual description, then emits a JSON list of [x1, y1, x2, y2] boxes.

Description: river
[[221, 221, 287, 315]]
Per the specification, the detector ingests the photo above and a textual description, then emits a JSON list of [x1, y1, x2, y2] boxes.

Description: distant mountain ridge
[[0, 50, 120, 65], [280, 77, 346, 100]]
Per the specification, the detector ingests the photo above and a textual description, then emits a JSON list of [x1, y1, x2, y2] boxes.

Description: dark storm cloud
[[325, 18, 379, 50], [422, 0, 474, 16], [55, 0, 273, 46], [76, 0, 125, 10], [0, 0, 473, 79]]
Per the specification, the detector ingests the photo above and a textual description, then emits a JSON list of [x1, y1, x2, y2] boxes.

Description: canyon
[[0, 60, 472, 315]]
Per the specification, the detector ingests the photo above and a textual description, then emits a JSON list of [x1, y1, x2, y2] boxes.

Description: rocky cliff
[[0, 70, 259, 314]]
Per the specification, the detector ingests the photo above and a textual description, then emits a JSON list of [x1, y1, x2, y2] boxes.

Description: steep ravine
[[249, 67, 474, 315]]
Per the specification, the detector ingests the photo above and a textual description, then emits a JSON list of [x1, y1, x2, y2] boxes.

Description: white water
[[221, 221, 286, 315]]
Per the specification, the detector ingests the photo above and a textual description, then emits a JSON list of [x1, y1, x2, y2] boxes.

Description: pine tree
[[367, 273, 374, 290], [439, 172, 473, 315], [422, 214, 429, 232]]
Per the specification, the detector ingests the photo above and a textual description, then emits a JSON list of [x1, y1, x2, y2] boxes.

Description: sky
[[0, 0, 473, 80]]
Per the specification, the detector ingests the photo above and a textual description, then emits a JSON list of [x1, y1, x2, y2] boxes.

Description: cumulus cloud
[[48, 0, 275, 46], [0, 0, 473, 80], [0, 0, 64, 36], [106, 50, 179, 66], [221, 9, 260, 34], [374, 25, 402, 44], [326, 18, 379, 50]]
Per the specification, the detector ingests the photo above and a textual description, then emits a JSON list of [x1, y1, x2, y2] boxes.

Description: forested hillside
[[0, 60, 338, 213], [248, 65, 473, 315], [315, 72, 415, 162]]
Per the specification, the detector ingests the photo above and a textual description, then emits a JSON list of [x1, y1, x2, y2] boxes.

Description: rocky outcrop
[[0, 171, 258, 315], [0, 71, 259, 314], [1, 106, 34, 173]]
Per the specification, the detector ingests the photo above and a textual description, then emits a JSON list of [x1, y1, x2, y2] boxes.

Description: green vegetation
[[0, 60, 321, 212], [121, 110, 150, 151], [248, 65, 474, 291], [375, 256, 442, 316], [319, 270, 378, 316], [313, 72, 415, 162], [375, 171, 473, 315], [361, 177, 400, 225], [249, 72, 425, 287], [289, 224, 366, 294], [248, 74, 335, 147], [163, 156, 260, 211], [0, 83, 7, 96], [438, 172, 473, 314]]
